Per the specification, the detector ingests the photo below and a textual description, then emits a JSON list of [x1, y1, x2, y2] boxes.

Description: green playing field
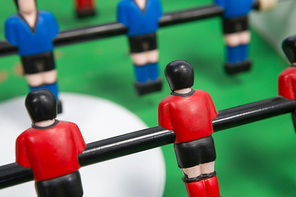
[[0, 0, 295, 196]]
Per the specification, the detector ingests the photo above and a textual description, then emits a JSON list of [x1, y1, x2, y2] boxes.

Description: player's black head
[[164, 60, 194, 91], [14, 0, 37, 11], [25, 89, 57, 123], [282, 36, 296, 64]]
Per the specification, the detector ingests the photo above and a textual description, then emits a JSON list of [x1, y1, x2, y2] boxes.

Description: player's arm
[[70, 122, 86, 154], [117, 1, 129, 27], [214, 0, 225, 8], [158, 100, 173, 130], [4, 18, 17, 46], [15, 135, 30, 168], [155, 0, 163, 20], [48, 12, 59, 40], [205, 92, 218, 120]]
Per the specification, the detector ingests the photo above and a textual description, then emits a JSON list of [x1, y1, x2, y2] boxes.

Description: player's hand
[[257, 0, 277, 11]]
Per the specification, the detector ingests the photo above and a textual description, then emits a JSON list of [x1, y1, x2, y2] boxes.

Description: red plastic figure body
[[74, 0, 96, 18], [278, 36, 296, 132], [279, 36, 296, 100], [278, 67, 296, 100], [159, 90, 216, 143], [158, 60, 220, 197], [16, 89, 85, 197]]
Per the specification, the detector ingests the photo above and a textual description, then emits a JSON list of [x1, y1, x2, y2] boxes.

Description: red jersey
[[278, 66, 296, 100], [16, 121, 86, 181], [158, 89, 217, 143]]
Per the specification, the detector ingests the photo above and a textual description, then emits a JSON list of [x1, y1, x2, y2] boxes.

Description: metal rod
[[0, 4, 223, 57], [0, 96, 295, 189]]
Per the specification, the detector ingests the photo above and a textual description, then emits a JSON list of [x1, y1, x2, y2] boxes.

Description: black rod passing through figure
[[0, 4, 224, 57], [0, 96, 295, 189]]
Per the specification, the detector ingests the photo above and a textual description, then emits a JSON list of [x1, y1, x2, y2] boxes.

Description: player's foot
[[134, 79, 162, 96], [76, 8, 96, 18], [224, 60, 251, 75]]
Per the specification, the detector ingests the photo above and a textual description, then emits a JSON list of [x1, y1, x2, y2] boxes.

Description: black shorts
[[21, 51, 56, 75], [128, 33, 157, 53], [174, 135, 216, 168], [35, 171, 83, 197], [222, 15, 249, 34]]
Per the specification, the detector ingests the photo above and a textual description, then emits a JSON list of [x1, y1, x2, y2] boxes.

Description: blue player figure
[[214, 0, 277, 75], [117, 0, 163, 95], [5, 0, 62, 112]]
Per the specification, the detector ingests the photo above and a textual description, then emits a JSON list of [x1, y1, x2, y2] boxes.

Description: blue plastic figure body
[[5, 12, 58, 56], [215, 0, 253, 18], [117, 0, 163, 95], [5, 0, 62, 112], [215, 0, 276, 75]]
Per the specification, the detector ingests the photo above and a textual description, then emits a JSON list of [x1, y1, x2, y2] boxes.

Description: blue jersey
[[117, 0, 163, 37], [214, 0, 254, 18], [5, 11, 59, 56]]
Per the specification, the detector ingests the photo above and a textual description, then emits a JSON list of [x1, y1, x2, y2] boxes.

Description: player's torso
[[7, 11, 56, 55], [118, 0, 162, 36], [23, 122, 80, 180], [218, 0, 253, 18], [166, 91, 214, 143]]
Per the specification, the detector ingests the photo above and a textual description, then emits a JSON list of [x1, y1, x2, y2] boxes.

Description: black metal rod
[[213, 96, 296, 131], [0, 96, 295, 189], [159, 4, 223, 27], [0, 4, 223, 57], [80, 126, 175, 167]]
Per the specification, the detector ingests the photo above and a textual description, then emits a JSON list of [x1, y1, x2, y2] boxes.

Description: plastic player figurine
[[158, 60, 220, 197], [16, 89, 85, 197], [215, 0, 277, 75], [74, 0, 96, 18], [5, 0, 62, 112], [278, 35, 296, 131], [117, 0, 163, 96], [279, 35, 296, 100]]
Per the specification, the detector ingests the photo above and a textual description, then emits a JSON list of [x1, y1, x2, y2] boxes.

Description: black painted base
[[76, 9, 96, 18], [134, 80, 162, 96], [224, 60, 251, 75]]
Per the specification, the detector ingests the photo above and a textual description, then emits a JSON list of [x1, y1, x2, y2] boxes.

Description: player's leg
[[35, 171, 83, 197], [129, 33, 161, 95], [238, 31, 251, 63], [225, 33, 241, 64], [182, 162, 219, 197], [22, 51, 62, 112], [175, 136, 220, 197], [146, 49, 160, 82], [222, 15, 250, 74], [26, 70, 58, 99], [131, 52, 150, 83]]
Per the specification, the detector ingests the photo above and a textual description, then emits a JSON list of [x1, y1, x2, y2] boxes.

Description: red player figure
[[75, 0, 96, 18], [158, 60, 220, 197], [278, 36, 296, 131], [16, 89, 85, 197], [279, 36, 296, 100]]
